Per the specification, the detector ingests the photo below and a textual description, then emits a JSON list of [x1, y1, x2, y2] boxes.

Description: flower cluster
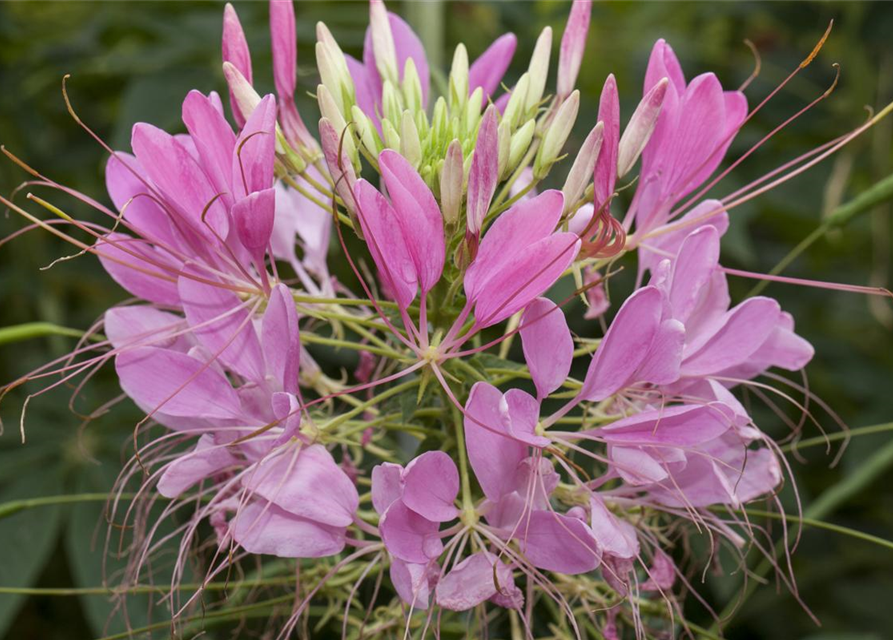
[[3, 0, 886, 637]]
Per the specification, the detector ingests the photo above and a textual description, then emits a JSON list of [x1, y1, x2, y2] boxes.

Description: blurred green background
[[1, 1, 892, 638]]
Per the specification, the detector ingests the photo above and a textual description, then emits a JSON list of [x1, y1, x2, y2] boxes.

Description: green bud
[[402, 58, 423, 114], [401, 110, 422, 169], [431, 97, 449, 148], [498, 120, 512, 179], [448, 43, 469, 112], [508, 119, 536, 175], [526, 27, 553, 112], [502, 73, 530, 130], [382, 118, 401, 151], [464, 87, 483, 138], [352, 105, 382, 157], [381, 80, 403, 127], [534, 90, 579, 179]]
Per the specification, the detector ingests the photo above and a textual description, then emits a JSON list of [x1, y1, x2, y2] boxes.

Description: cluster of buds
[[2, 1, 890, 638]]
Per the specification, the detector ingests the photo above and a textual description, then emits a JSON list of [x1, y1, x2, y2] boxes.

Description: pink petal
[[589, 494, 639, 559], [379, 499, 443, 564], [518, 510, 600, 574], [95, 232, 181, 306], [232, 94, 277, 199], [465, 190, 566, 301], [636, 318, 685, 386], [233, 188, 276, 256], [579, 286, 663, 401], [402, 451, 460, 523], [666, 225, 721, 323], [473, 233, 580, 327], [435, 552, 520, 611], [469, 33, 517, 100], [131, 123, 229, 239], [378, 150, 445, 293], [520, 298, 574, 401], [262, 283, 301, 394], [104, 306, 184, 351], [232, 500, 346, 558], [682, 297, 781, 376], [362, 12, 430, 106], [181, 90, 236, 202], [644, 39, 685, 95], [115, 346, 243, 422], [599, 405, 731, 446], [177, 270, 266, 382], [243, 444, 359, 527], [371, 462, 405, 515], [105, 153, 177, 248], [157, 433, 238, 497], [390, 558, 434, 610], [354, 179, 418, 309], [464, 382, 529, 502]]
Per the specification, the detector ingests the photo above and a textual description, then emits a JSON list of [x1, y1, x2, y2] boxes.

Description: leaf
[[0, 467, 64, 637]]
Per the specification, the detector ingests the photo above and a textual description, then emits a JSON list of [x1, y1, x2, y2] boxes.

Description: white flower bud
[[369, 0, 398, 84], [448, 43, 469, 111], [525, 27, 553, 112], [617, 77, 669, 178], [317, 84, 358, 168], [400, 110, 422, 169], [502, 73, 530, 129], [562, 121, 604, 211], [402, 58, 423, 114], [497, 120, 512, 179], [534, 90, 579, 178], [382, 118, 401, 151], [440, 139, 464, 225], [508, 119, 536, 174], [464, 87, 483, 137]]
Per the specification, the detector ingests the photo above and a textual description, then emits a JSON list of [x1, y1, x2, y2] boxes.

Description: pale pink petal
[[371, 462, 405, 515], [402, 451, 460, 523], [232, 94, 277, 199], [464, 382, 528, 501], [104, 306, 185, 351], [520, 297, 574, 401], [519, 510, 600, 574], [116, 346, 243, 421], [379, 500, 443, 564], [436, 552, 520, 611], [579, 286, 663, 401], [95, 233, 181, 306], [177, 269, 266, 382], [243, 444, 359, 527], [222, 3, 253, 127], [181, 90, 236, 201], [232, 500, 346, 558], [157, 433, 238, 497], [262, 283, 301, 394], [593, 74, 619, 212], [391, 558, 434, 610], [557, 0, 592, 97]]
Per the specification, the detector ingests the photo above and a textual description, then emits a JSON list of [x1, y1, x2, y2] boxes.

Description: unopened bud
[[382, 118, 401, 151], [448, 44, 470, 111], [440, 139, 464, 225], [502, 73, 530, 129], [352, 105, 382, 157], [223, 61, 262, 123], [381, 80, 403, 125], [562, 121, 604, 210], [464, 87, 483, 137], [497, 120, 511, 179], [534, 90, 579, 178], [400, 110, 422, 169], [557, 0, 592, 98], [319, 117, 359, 219], [402, 58, 423, 113], [508, 118, 536, 174], [617, 77, 668, 178], [525, 27, 553, 112], [369, 0, 398, 84], [222, 3, 252, 127], [317, 84, 358, 168], [431, 97, 449, 146]]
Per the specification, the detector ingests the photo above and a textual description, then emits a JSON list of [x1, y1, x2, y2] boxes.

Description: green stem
[[781, 421, 893, 453], [0, 493, 135, 520], [451, 405, 474, 512], [0, 322, 102, 346], [749, 170, 893, 296]]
